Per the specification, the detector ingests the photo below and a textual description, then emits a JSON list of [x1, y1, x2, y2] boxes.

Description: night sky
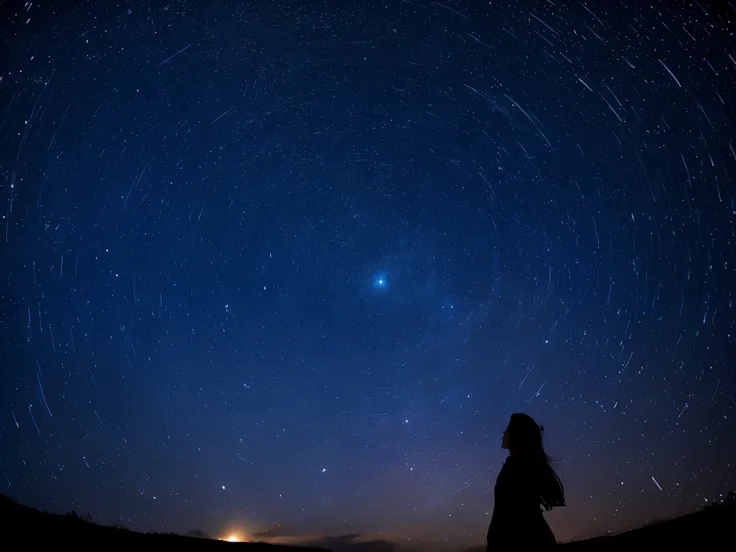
[[1, 0, 735, 549]]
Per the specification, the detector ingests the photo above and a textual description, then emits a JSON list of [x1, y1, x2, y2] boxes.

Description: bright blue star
[[373, 275, 388, 289]]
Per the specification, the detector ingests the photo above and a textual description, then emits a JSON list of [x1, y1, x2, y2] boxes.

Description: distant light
[[222, 485, 226, 490], [374, 275, 388, 289], [227, 535, 240, 542]]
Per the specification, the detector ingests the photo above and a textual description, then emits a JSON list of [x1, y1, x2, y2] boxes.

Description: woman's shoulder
[[501, 455, 528, 475], [504, 455, 545, 476], [504, 455, 530, 467]]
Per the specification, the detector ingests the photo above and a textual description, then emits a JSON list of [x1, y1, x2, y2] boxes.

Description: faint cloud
[[322, 533, 362, 544], [254, 530, 398, 552], [304, 536, 397, 552], [251, 525, 306, 539]]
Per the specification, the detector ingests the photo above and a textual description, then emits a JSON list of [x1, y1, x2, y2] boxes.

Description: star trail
[[1, 0, 735, 549]]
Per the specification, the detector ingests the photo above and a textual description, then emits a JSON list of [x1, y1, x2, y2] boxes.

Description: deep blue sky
[[1, 0, 735, 549]]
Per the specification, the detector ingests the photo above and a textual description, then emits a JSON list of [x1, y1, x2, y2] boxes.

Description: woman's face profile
[[501, 427, 510, 450]]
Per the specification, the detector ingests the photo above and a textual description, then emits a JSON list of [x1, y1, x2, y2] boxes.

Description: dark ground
[[558, 496, 735, 550], [1, 493, 734, 550], [0, 494, 327, 550]]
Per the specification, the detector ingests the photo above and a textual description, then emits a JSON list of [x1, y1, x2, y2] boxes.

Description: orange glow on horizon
[[221, 531, 251, 543]]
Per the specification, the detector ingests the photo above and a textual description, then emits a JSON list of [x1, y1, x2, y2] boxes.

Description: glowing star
[[373, 275, 388, 289]]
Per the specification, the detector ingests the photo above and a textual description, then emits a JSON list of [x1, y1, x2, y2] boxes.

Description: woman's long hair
[[507, 413, 565, 510]]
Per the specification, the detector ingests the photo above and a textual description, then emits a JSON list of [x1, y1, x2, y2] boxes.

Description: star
[[373, 274, 388, 289]]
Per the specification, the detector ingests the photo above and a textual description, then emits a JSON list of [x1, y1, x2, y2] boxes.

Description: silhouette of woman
[[485, 413, 565, 550]]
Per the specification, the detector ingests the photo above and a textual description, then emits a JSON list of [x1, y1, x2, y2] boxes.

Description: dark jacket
[[486, 456, 557, 550]]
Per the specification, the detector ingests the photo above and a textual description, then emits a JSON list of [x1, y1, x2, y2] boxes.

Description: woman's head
[[502, 413, 545, 458], [502, 413, 565, 509]]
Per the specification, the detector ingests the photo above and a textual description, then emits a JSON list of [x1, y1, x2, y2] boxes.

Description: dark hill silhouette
[[0, 494, 327, 550], [558, 495, 735, 550], [2, 493, 735, 550], [460, 492, 736, 552]]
